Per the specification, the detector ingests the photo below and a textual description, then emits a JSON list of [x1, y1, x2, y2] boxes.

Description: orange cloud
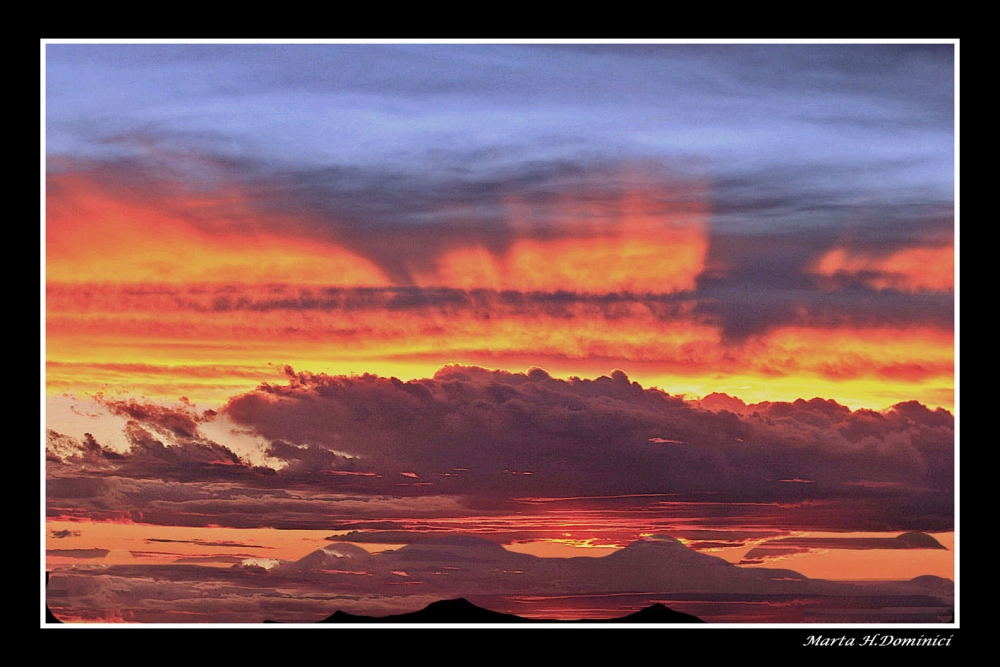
[[416, 186, 709, 294], [46, 174, 390, 286], [45, 173, 952, 412], [46, 282, 954, 410], [690, 325, 954, 411], [46, 285, 717, 369], [811, 244, 954, 292], [745, 326, 954, 381]]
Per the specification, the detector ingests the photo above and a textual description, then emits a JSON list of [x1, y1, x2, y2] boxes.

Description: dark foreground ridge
[[317, 598, 703, 623], [612, 602, 704, 623]]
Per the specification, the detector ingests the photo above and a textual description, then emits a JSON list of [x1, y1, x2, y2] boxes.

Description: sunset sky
[[43, 42, 956, 624]]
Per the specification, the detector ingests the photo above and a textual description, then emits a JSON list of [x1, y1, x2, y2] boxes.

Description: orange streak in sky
[[45, 173, 952, 410], [746, 326, 954, 382], [46, 174, 390, 286], [811, 244, 955, 292], [46, 281, 954, 410], [417, 185, 709, 293]]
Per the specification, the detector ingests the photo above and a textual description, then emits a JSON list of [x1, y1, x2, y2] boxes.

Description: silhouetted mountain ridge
[[318, 597, 703, 623]]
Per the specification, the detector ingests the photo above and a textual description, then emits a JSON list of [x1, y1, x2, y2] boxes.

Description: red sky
[[44, 43, 956, 624], [46, 170, 954, 411]]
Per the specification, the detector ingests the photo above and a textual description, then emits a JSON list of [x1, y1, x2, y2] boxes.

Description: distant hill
[[612, 603, 703, 623], [322, 598, 525, 623], [317, 597, 703, 623]]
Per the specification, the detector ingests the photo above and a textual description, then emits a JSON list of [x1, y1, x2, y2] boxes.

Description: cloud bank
[[47, 366, 953, 532]]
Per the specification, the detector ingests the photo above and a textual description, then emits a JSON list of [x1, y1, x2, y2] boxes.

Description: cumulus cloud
[[46, 366, 953, 532], [222, 366, 952, 507], [46, 397, 281, 484], [46, 430, 125, 469]]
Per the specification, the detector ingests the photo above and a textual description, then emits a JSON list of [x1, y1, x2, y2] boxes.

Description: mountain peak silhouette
[[614, 602, 704, 623], [317, 598, 703, 623], [321, 597, 524, 623]]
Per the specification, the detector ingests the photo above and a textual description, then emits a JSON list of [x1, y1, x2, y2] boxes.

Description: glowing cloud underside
[[46, 175, 391, 286], [811, 244, 955, 293], [47, 283, 953, 409], [44, 171, 953, 410], [416, 188, 710, 294]]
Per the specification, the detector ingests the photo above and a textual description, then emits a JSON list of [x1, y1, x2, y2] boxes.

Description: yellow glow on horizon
[[46, 287, 955, 411], [641, 372, 955, 413]]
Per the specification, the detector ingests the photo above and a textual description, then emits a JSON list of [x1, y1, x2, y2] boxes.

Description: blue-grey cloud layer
[[47, 44, 953, 200]]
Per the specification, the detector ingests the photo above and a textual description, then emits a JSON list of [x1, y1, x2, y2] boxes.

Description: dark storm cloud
[[221, 366, 953, 517], [329, 159, 957, 340], [49, 154, 710, 288], [46, 366, 953, 530]]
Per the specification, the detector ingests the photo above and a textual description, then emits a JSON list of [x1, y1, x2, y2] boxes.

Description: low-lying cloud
[[46, 365, 953, 532]]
